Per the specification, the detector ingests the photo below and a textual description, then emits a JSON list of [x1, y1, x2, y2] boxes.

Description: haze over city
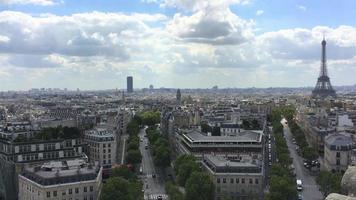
[[1, 0, 356, 90]]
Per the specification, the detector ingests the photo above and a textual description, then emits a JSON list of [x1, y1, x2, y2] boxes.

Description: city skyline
[[1, 0, 356, 90]]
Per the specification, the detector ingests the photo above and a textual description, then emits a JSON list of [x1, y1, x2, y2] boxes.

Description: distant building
[[84, 128, 117, 168], [127, 76, 133, 93], [176, 129, 263, 160], [18, 158, 102, 200], [324, 133, 355, 172], [176, 89, 181, 105], [202, 155, 264, 200]]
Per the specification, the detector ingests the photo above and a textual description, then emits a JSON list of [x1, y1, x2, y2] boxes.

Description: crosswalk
[[145, 194, 168, 200]]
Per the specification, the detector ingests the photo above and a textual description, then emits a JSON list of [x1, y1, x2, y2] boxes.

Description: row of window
[[45, 186, 95, 197], [217, 178, 259, 185]]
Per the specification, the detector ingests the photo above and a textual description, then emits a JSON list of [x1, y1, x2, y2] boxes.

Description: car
[[298, 194, 303, 200], [296, 179, 303, 191], [268, 162, 272, 166], [157, 196, 163, 200]]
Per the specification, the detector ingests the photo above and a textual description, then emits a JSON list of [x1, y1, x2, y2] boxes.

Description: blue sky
[[0, 0, 356, 90]]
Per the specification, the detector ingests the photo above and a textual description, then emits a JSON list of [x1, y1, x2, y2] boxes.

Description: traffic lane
[[138, 128, 166, 198], [283, 127, 323, 200]]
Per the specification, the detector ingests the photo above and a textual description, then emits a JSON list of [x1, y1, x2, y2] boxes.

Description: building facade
[[19, 159, 102, 200], [85, 128, 116, 168], [202, 155, 264, 200], [324, 133, 356, 172]]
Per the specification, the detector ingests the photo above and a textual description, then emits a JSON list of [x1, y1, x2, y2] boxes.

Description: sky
[[0, 0, 356, 90]]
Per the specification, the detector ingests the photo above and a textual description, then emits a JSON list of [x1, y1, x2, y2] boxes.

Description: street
[[282, 119, 324, 200], [139, 128, 167, 200]]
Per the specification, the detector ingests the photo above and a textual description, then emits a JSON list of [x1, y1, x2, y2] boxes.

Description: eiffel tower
[[311, 37, 336, 99]]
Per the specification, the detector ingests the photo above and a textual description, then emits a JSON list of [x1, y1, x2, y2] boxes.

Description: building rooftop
[[202, 155, 262, 174], [20, 158, 101, 186], [182, 129, 262, 143], [325, 133, 355, 147]]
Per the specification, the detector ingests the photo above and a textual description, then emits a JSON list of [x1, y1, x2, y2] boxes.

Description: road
[[282, 119, 323, 200], [139, 128, 167, 200]]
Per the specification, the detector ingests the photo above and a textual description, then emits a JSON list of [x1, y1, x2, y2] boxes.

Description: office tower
[[127, 76, 133, 93]]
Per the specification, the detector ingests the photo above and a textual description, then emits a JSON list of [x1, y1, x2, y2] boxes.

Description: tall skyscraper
[[176, 89, 181, 104], [312, 37, 336, 99], [127, 76, 133, 93]]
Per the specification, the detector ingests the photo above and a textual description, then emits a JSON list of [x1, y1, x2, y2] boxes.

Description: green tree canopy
[[185, 172, 214, 200]]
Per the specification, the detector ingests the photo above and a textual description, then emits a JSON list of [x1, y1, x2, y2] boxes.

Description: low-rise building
[[18, 158, 102, 200], [202, 155, 264, 200], [176, 129, 263, 159], [324, 133, 356, 172], [85, 128, 116, 168]]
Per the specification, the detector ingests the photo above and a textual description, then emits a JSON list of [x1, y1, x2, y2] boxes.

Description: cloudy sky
[[0, 0, 356, 90]]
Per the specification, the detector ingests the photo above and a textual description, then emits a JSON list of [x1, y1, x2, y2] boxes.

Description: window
[[230, 178, 234, 184], [241, 178, 245, 184], [249, 179, 253, 184], [108, 144, 111, 148], [84, 187, 87, 192], [62, 191, 66, 196], [217, 178, 220, 183], [90, 186, 93, 192], [84, 196, 88, 200], [336, 159, 340, 165], [46, 192, 51, 198], [53, 191, 57, 197], [223, 178, 226, 183], [108, 149, 111, 153], [103, 144, 106, 148], [236, 178, 239, 184], [90, 195, 93, 200], [75, 188, 79, 193], [255, 179, 259, 184], [336, 152, 340, 158]]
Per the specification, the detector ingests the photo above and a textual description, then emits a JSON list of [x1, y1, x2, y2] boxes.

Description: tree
[[177, 161, 200, 186], [154, 145, 171, 167], [200, 122, 211, 133], [267, 176, 297, 200], [302, 146, 318, 162], [101, 177, 143, 200], [112, 166, 136, 181], [185, 172, 214, 200], [126, 149, 142, 165], [174, 155, 196, 174], [165, 182, 184, 200], [101, 177, 131, 200], [316, 171, 342, 197], [140, 111, 161, 126]]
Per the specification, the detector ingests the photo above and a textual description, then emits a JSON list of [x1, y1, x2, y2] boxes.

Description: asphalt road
[[282, 119, 324, 200], [139, 128, 167, 200]]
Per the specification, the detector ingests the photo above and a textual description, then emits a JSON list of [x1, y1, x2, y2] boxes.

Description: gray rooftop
[[325, 133, 355, 147], [183, 129, 262, 143]]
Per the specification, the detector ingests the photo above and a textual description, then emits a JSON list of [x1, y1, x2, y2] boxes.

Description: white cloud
[[166, 1, 254, 45], [0, 9, 356, 89], [148, 0, 251, 12], [0, 0, 61, 6], [256, 10, 264, 16], [0, 35, 10, 43], [297, 5, 307, 11]]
